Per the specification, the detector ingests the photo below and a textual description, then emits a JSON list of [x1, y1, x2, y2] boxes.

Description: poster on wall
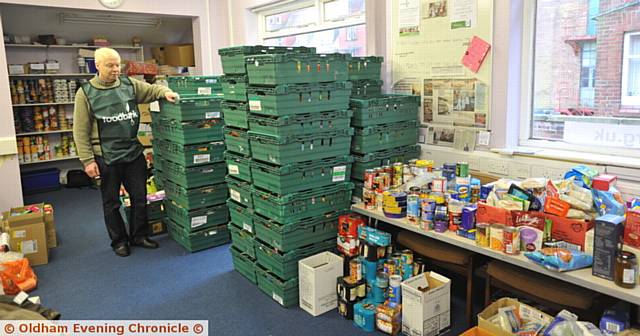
[[451, 0, 477, 29], [399, 0, 421, 36], [426, 126, 455, 147], [423, 0, 448, 19], [421, 78, 486, 128]]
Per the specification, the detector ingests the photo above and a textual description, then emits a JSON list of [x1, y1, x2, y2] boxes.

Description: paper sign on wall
[[462, 36, 491, 73]]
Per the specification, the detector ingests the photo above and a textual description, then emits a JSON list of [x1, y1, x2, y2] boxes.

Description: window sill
[[493, 146, 640, 169]]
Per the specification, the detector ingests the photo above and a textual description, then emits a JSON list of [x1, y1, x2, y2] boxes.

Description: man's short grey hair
[[95, 48, 120, 65]]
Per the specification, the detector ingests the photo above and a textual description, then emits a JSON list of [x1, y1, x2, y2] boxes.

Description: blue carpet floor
[[25, 188, 469, 335]]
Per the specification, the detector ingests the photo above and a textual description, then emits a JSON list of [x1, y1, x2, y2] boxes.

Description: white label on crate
[[197, 87, 212, 95], [243, 223, 253, 233], [249, 100, 262, 111], [205, 230, 218, 236], [13, 230, 26, 239], [8, 65, 24, 75], [228, 164, 240, 175], [20, 240, 37, 254], [193, 154, 211, 164], [191, 215, 208, 228], [332, 165, 347, 182], [272, 293, 284, 305], [205, 111, 221, 119], [623, 269, 636, 284], [46, 62, 60, 70], [30, 63, 45, 70], [606, 322, 621, 333], [230, 189, 241, 202]]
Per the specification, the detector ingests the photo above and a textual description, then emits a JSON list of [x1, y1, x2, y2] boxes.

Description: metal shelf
[[16, 130, 73, 136], [20, 156, 79, 165], [5, 44, 142, 50], [10, 73, 94, 78], [13, 102, 74, 107]]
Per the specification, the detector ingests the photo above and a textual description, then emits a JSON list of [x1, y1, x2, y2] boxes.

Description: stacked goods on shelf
[[347, 56, 420, 201], [17, 134, 76, 164], [152, 75, 229, 252], [219, 45, 355, 307], [10, 78, 86, 105]]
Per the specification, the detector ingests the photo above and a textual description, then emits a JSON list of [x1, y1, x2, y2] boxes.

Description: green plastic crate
[[159, 96, 223, 122], [350, 79, 383, 99], [223, 126, 251, 157], [227, 200, 255, 234], [164, 180, 228, 210], [245, 53, 348, 85], [249, 128, 353, 165], [221, 100, 249, 129], [158, 118, 224, 145], [165, 201, 229, 232], [163, 160, 226, 189], [229, 223, 256, 258], [252, 182, 353, 225], [153, 154, 164, 173], [246, 82, 352, 117], [221, 75, 248, 102], [230, 246, 257, 284], [167, 76, 223, 96], [122, 199, 164, 222], [255, 265, 299, 308], [351, 145, 421, 180], [254, 212, 341, 252], [251, 155, 353, 195], [353, 180, 364, 201], [224, 151, 252, 183], [351, 120, 418, 154], [247, 110, 352, 137], [225, 176, 254, 208], [255, 238, 335, 279], [167, 219, 230, 253], [152, 169, 164, 191], [158, 140, 225, 167], [350, 94, 420, 127], [347, 56, 383, 81], [218, 45, 316, 75]]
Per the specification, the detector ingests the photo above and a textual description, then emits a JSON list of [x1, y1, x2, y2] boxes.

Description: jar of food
[[615, 251, 637, 289]]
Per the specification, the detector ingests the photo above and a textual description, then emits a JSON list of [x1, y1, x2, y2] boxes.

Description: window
[[258, 0, 367, 56], [525, 0, 640, 153], [622, 32, 640, 106]]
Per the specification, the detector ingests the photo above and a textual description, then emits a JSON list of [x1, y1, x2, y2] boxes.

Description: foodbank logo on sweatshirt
[[100, 103, 138, 125]]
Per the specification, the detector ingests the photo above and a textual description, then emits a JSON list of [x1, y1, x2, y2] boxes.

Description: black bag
[[66, 169, 93, 188]]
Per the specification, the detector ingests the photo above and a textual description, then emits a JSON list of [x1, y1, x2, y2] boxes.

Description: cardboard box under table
[[401, 271, 451, 336], [298, 251, 343, 317], [478, 297, 553, 336]]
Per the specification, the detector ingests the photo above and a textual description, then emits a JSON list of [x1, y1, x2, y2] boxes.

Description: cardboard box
[[401, 272, 451, 336], [460, 327, 496, 336], [151, 47, 165, 65], [624, 209, 640, 249], [511, 211, 546, 230], [298, 251, 343, 316], [476, 203, 513, 226], [164, 44, 194, 67], [4, 220, 48, 266], [478, 298, 552, 336], [43, 204, 57, 248], [150, 219, 166, 236], [547, 214, 593, 250], [593, 214, 625, 280], [7, 203, 45, 228]]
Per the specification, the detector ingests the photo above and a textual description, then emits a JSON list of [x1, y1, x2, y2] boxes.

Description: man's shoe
[[131, 237, 159, 249], [113, 242, 130, 257]]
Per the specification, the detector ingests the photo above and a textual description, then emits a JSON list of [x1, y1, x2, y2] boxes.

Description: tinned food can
[[476, 223, 490, 247], [456, 162, 469, 177], [350, 258, 362, 281], [490, 224, 505, 251], [364, 169, 376, 189], [392, 162, 403, 187], [504, 226, 520, 255], [364, 188, 377, 210]]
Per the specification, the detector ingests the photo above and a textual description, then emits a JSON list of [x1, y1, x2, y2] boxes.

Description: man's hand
[[164, 92, 179, 103], [85, 162, 100, 178]]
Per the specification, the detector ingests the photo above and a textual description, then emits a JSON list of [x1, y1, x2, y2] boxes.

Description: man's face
[[97, 55, 121, 82]]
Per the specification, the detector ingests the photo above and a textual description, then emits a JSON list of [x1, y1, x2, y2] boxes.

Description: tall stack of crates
[[347, 56, 421, 200], [151, 76, 231, 252], [219, 45, 355, 307]]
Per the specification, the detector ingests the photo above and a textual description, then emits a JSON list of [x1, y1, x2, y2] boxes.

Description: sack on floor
[[66, 169, 93, 188], [0, 258, 37, 295]]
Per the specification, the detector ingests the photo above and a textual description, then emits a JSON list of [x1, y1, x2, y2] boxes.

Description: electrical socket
[[537, 166, 565, 180], [467, 157, 481, 172], [488, 159, 509, 176]]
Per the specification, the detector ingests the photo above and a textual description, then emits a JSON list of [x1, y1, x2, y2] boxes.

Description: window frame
[[621, 31, 640, 106], [256, 0, 366, 47], [518, 0, 640, 158]]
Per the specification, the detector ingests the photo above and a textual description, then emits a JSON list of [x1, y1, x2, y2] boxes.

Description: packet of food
[[499, 306, 522, 333]]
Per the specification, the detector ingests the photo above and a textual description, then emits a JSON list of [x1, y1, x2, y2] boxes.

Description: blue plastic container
[[85, 58, 97, 73], [21, 168, 60, 194], [362, 259, 378, 283]]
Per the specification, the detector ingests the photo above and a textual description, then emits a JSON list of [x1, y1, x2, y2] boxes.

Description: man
[[73, 48, 179, 257]]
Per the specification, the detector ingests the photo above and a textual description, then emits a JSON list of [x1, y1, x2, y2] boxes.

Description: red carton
[[476, 203, 513, 226], [547, 214, 593, 250], [623, 209, 640, 248], [512, 211, 546, 230], [126, 61, 158, 75], [592, 174, 617, 191]]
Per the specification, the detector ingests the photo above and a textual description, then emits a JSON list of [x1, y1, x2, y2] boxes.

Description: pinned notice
[[462, 36, 491, 73]]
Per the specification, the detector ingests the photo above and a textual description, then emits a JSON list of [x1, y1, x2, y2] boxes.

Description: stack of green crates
[[151, 76, 230, 252], [347, 57, 421, 200], [219, 46, 354, 307]]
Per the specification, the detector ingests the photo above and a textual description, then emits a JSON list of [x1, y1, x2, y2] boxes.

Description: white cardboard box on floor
[[401, 271, 451, 336], [298, 251, 344, 316]]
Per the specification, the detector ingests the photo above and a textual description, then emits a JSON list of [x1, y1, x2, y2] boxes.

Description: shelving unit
[[10, 73, 94, 78], [13, 102, 74, 107], [16, 129, 73, 136], [20, 156, 79, 165]]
